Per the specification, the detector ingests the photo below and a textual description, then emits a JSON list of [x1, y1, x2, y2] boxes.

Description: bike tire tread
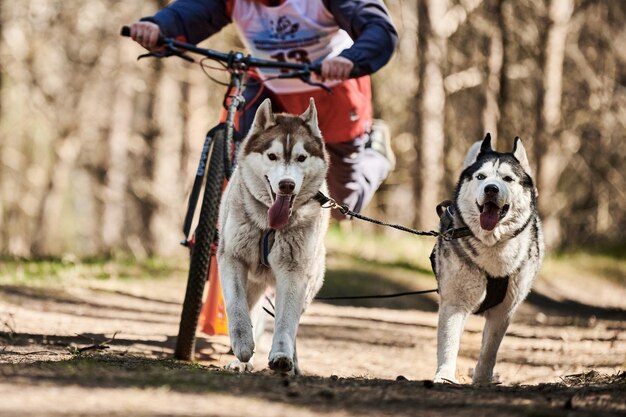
[[174, 128, 226, 361]]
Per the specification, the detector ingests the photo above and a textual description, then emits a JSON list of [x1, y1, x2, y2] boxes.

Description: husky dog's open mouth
[[265, 176, 296, 230], [477, 201, 510, 231]]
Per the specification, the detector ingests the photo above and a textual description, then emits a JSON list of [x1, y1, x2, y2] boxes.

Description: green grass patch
[[327, 224, 626, 286], [325, 224, 435, 273], [543, 251, 626, 285], [0, 256, 187, 286], [1, 226, 623, 295]]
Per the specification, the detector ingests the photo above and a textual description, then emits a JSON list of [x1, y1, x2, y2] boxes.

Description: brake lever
[[296, 71, 333, 94], [302, 77, 333, 94], [137, 44, 195, 63], [137, 51, 169, 60], [168, 43, 195, 62]]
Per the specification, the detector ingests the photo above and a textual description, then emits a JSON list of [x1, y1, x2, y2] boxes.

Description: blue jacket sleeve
[[325, 0, 399, 76], [142, 0, 232, 44]]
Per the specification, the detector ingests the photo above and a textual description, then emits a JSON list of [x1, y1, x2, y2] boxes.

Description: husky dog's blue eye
[[297, 155, 307, 163], [476, 174, 486, 180], [268, 153, 277, 161], [503, 176, 514, 182]]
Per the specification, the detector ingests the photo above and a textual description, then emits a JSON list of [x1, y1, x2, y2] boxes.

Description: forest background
[[1, 0, 624, 259]]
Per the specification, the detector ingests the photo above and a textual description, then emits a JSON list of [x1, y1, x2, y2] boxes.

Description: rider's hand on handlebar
[[130, 21, 162, 51], [320, 56, 354, 81]]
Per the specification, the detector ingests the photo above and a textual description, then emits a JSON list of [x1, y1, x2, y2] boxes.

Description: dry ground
[[0, 246, 625, 416]]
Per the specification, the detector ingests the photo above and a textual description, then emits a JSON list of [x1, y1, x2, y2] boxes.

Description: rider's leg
[[325, 134, 392, 220]]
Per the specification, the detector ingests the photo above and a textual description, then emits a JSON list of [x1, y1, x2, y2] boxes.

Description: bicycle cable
[[199, 58, 231, 87]]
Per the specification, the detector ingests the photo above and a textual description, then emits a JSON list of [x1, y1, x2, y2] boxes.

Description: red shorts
[[224, 75, 373, 143], [273, 76, 373, 143]]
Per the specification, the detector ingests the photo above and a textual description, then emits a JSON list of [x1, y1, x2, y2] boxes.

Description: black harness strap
[[260, 229, 276, 267], [475, 276, 509, 314], [434, 200, 509, 315], [436, 202, 473, 240]]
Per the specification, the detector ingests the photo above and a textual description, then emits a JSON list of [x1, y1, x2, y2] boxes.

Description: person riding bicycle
[[130, 0, 398, 219]]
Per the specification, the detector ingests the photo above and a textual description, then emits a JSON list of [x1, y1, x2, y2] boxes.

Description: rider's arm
[[142, 0, 232, 44], [324, 0, 399, 76]]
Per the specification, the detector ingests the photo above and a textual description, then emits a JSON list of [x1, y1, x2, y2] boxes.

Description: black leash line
[[312, 191, 472, 241], [313, 192, 440, 238], [261, 192, 464, 312], [309, 191, 465, 302], [262, 306, 275, 318], [262, 289, 438, 317], [315, 288, 438, 301], [263, 295, 276, 317]]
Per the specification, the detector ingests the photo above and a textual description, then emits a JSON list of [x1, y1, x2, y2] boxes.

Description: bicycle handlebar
[[120, 25, 322, 75]]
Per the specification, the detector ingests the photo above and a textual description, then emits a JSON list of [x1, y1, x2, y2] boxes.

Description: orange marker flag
[[198, 255, 229, 336]]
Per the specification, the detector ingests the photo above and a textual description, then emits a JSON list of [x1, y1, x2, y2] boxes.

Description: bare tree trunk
[[495, 0, 511, 144], [102, 66, 134, 254], [415, 0, 482, 228], [0, 3, 31, 256], [416, 0, 447, 229], [31, 132, 81, 256], [151, 68, 186, 255], [535, 0, 574, 248], [27, 4, 110, 256], [0, 0, 4, 252], [127, 60, 163, 258], [482, 0, 504, 148], [122, 0, 170, 258]]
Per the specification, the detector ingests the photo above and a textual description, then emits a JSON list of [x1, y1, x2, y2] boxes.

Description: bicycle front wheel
[[174, 127, 226, 361]]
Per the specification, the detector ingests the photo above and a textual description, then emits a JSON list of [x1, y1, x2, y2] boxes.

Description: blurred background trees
[[0, 0, 624, 258]]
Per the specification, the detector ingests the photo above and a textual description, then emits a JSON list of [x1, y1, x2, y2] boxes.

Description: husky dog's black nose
[[484, 184, 499, 196], [278, 179, 296, 194]]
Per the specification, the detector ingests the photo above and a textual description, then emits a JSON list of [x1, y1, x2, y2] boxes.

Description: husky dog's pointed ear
[[463, 141, 482, 168], [463, 132, 491, 169], [512, 136, 532, 175], [249, 98, 275, 135], [300, 98, 322, 138], [480, 133, 493, 154]]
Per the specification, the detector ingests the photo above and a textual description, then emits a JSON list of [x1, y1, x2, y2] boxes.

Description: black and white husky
[[217, 98, 329, 375], [431, 134, 544, 385]]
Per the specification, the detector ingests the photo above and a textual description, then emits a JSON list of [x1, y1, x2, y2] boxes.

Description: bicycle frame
[[222, 66, 245, 178]]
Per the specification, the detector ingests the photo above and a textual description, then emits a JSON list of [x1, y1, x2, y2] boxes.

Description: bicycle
[[120, 26, 330, 361]]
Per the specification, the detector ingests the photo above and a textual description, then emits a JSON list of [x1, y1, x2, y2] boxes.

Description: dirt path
[[0, 272, 625, 416]]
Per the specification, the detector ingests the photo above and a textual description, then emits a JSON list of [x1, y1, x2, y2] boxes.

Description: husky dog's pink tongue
[[480, 202, 500, 231], [268, 194, 292, 229]]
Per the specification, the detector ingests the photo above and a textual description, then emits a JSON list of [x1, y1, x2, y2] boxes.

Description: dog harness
[[259, 193, 329, 267], [474, 275, 509, 315], [433, 200, 510, 315], [260, 229, 276, 267]]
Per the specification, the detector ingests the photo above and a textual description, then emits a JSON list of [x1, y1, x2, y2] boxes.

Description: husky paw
[[268, 353, 294, 374], [225, 360, 253, 373], [470, 367, 500, 385], [231, 329, 255, 363], [472, 374, 500, 386], [293, 363, 302, 376], [433, 374, 459, 384]]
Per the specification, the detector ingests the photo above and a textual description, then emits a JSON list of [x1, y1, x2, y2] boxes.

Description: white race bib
[[232, 0, 353, 93]]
